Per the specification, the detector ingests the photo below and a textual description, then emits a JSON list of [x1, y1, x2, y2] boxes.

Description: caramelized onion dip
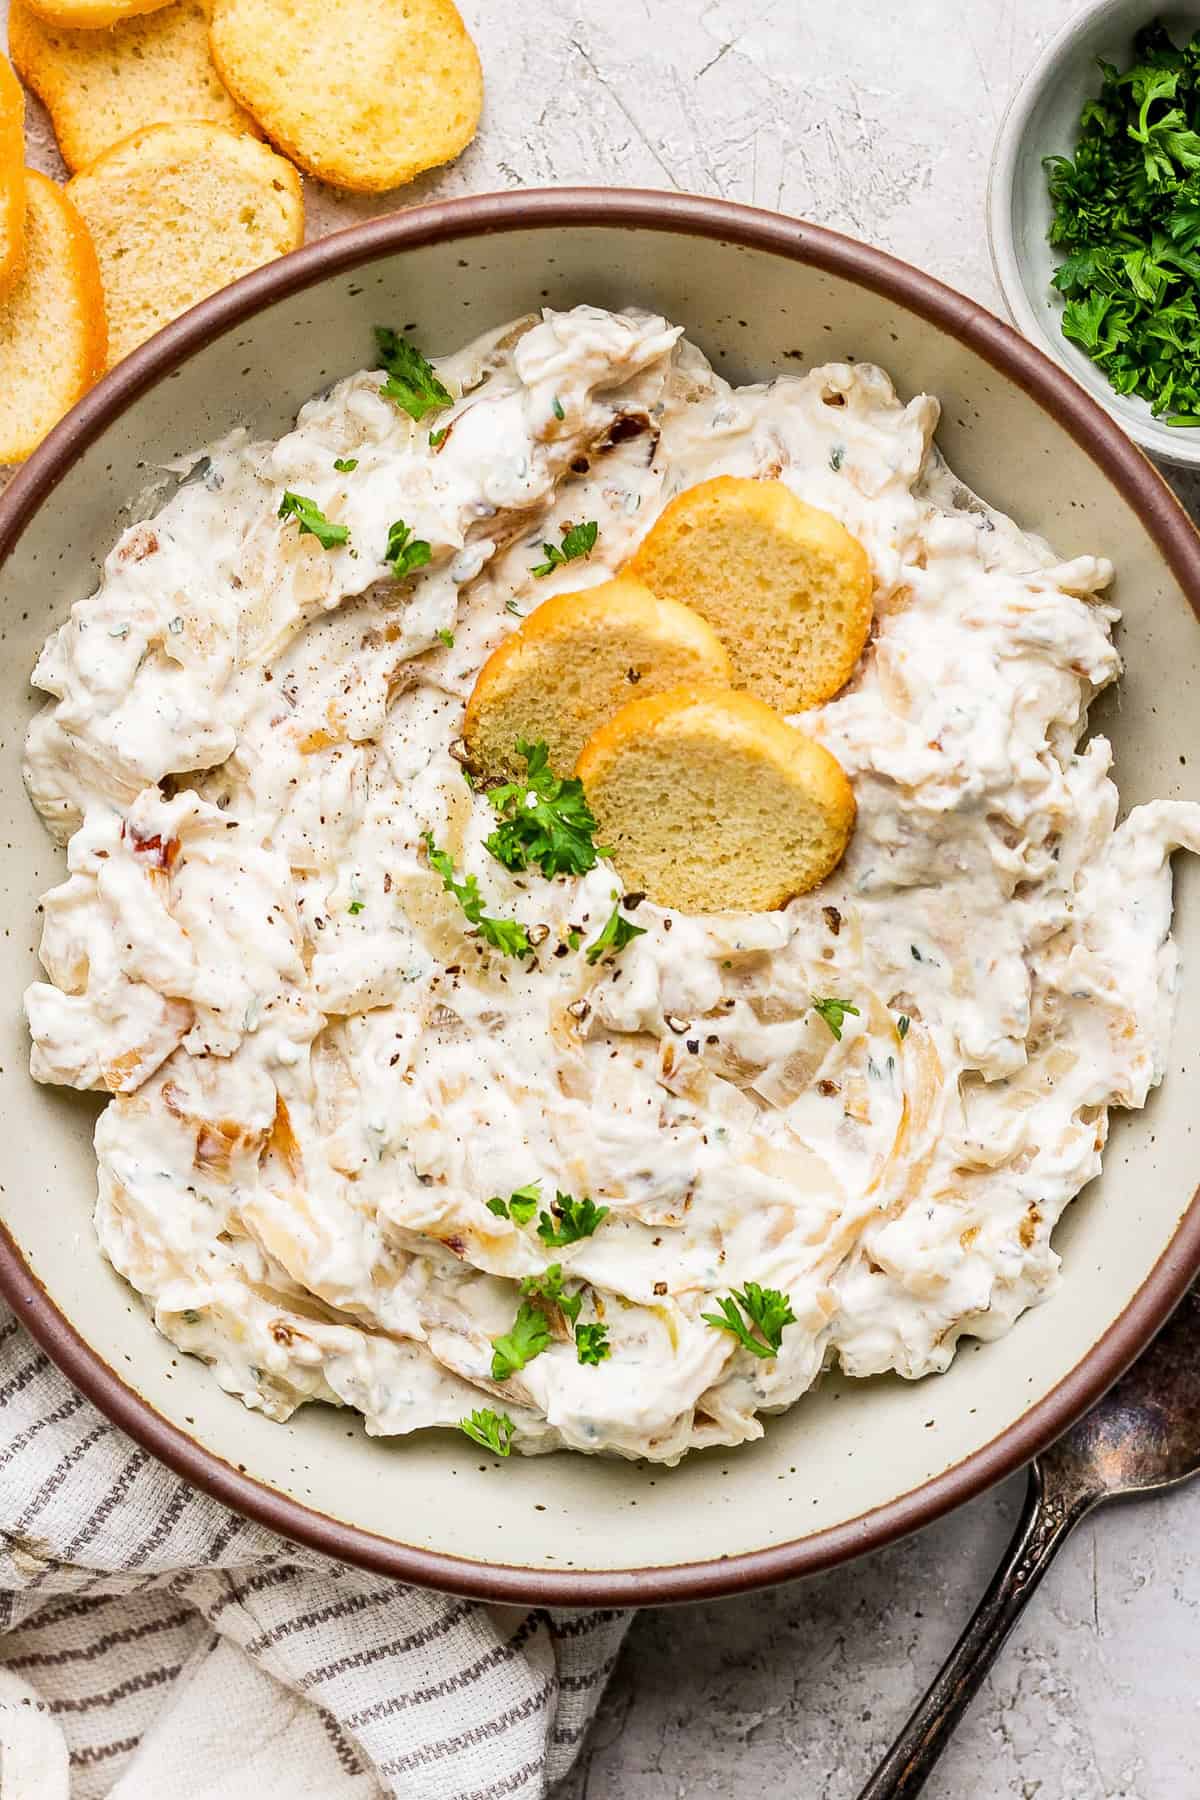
[[23, 306, 1200, 1461]]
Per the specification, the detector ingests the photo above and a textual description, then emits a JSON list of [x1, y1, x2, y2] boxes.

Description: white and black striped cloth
[[0, 1306, 629, 1797]]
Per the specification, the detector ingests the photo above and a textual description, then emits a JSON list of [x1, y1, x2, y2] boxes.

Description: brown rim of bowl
[[3, 187, 1200, 1607]]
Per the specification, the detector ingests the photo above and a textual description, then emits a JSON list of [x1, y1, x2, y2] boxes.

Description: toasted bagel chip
[[0, 56, 25, 297], [67, 121, 302, 367], [464, 576, 733, 781], [209, 0, 482, 192], [0, 169, 106, 463], [576, 685, 855, 913], [21, 0, 174, 27], [11, 0, 256, 174], [627, 475, 874, 713]]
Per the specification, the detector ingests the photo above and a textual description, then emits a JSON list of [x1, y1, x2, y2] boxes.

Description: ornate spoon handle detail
[[855, 1460, 1098, 1800]]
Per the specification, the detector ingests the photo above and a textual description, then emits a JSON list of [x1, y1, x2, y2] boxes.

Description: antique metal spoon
[[857, 1288, 1200, 1800]]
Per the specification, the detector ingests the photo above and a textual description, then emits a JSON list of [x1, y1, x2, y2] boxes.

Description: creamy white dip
[[23, 306, 1200, 1462]]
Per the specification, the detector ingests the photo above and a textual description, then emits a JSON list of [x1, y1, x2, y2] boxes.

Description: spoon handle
[[854, 1461, 1096, 1800]]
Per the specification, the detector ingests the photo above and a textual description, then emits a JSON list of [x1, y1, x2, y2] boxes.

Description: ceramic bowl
[[2, 190, 1200, 1605], [988, 0, 1200, 466]]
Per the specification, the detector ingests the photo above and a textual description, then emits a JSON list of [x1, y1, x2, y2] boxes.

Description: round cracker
[[0, 169, 107, 462], [576, 685, 855, 913], [209, 0, 482, 192], [67, 121, 302, 368], [463, 576, 733, 781], [627, 475, 874, 713]]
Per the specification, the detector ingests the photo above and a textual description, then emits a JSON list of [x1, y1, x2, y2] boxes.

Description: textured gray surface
[[7, 0, 1199, 1792]]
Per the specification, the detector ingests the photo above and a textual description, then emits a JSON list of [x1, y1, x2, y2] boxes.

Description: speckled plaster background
[[5, 0, 1199, 1792]]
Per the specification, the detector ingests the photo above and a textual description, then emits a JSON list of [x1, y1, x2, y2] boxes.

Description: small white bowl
[[989, 0, 1200, 466]]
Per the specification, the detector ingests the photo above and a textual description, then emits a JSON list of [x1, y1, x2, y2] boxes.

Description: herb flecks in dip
[[22, 306, 1200, 1463]]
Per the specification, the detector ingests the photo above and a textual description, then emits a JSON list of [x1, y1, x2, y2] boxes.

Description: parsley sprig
[[702, 1283, 797, 1360], [278, 491, 349, 549], [521, 1263, 582, 1326], [460, 1408, 515, 1456], [585, 904, 646, 965], [375, 327, 452, 421], [521, 1265, 611, 1366], [531, 520, 598, 577], [490, 1300, 550, 1381], [1045, 22, 1200, 423], [421, 833, 532, 958], [537, 1193, 609, 1247], [811, 996, 859, 1041], [486, 1183, 541, 1225], [484, 740, 607, 877], [575, 1322, 610, 1366], [386, 518, 432, 581]]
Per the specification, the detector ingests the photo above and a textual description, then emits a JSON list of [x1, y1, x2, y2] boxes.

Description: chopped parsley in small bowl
[[989, 0, 1200, 464]]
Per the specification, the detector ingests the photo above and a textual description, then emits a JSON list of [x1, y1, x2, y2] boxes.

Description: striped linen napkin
[[0, 1305, 629, 1798]]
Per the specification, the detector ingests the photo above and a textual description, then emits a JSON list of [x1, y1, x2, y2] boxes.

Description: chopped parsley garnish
[[475, 915, 531, 957], [521, 1262, 582, 1326], [811, 996, 860, 1041], [536, 1192, 609, 1247], [436, 628, 455, 649], [375, 327, 452, 421], [897, 1014, 910, 1039], [428, 427, 448, 449], [566, 929, 582, 951], [484, 739, 607, 877], [421, 832, 532, 958], [386, 518, 432, 582], [585, 904, 646, 965], [551, 394, 565, 420], [460, 1407, 515, 1456], [504, 598, 523, 617], [575, 1322, 610, 1366], [830, 444, 845, 470], [531, 519, 598, 577], [702, 1283, 797, 1360], [1044, 22, 1200, 423], [490, 1299, 551, 1381], [278, 491, 349, 549], [333, 457, 358, 472], [486, 1182, 541, 1225], [347, 899, 365, 915]]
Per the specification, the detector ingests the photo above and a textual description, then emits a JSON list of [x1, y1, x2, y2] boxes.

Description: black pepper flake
[[627, 668, 642, 683], [662, 917, 672, 931], [823, 905, 842, 935], [706, 1034, 718, 1045], [621, 891, 645, 910], [653, 1281, 668, 1296], [817, 1078, 839, 1096], [686, 1039, 699, 1054], [553, 943, 569, 958]]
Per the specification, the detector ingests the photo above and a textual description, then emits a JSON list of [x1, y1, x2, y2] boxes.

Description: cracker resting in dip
[[23, 305, 1200, 1463]]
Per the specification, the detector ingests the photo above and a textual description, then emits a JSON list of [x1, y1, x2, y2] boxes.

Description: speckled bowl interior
[[1, 192, 1199, 1604]]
